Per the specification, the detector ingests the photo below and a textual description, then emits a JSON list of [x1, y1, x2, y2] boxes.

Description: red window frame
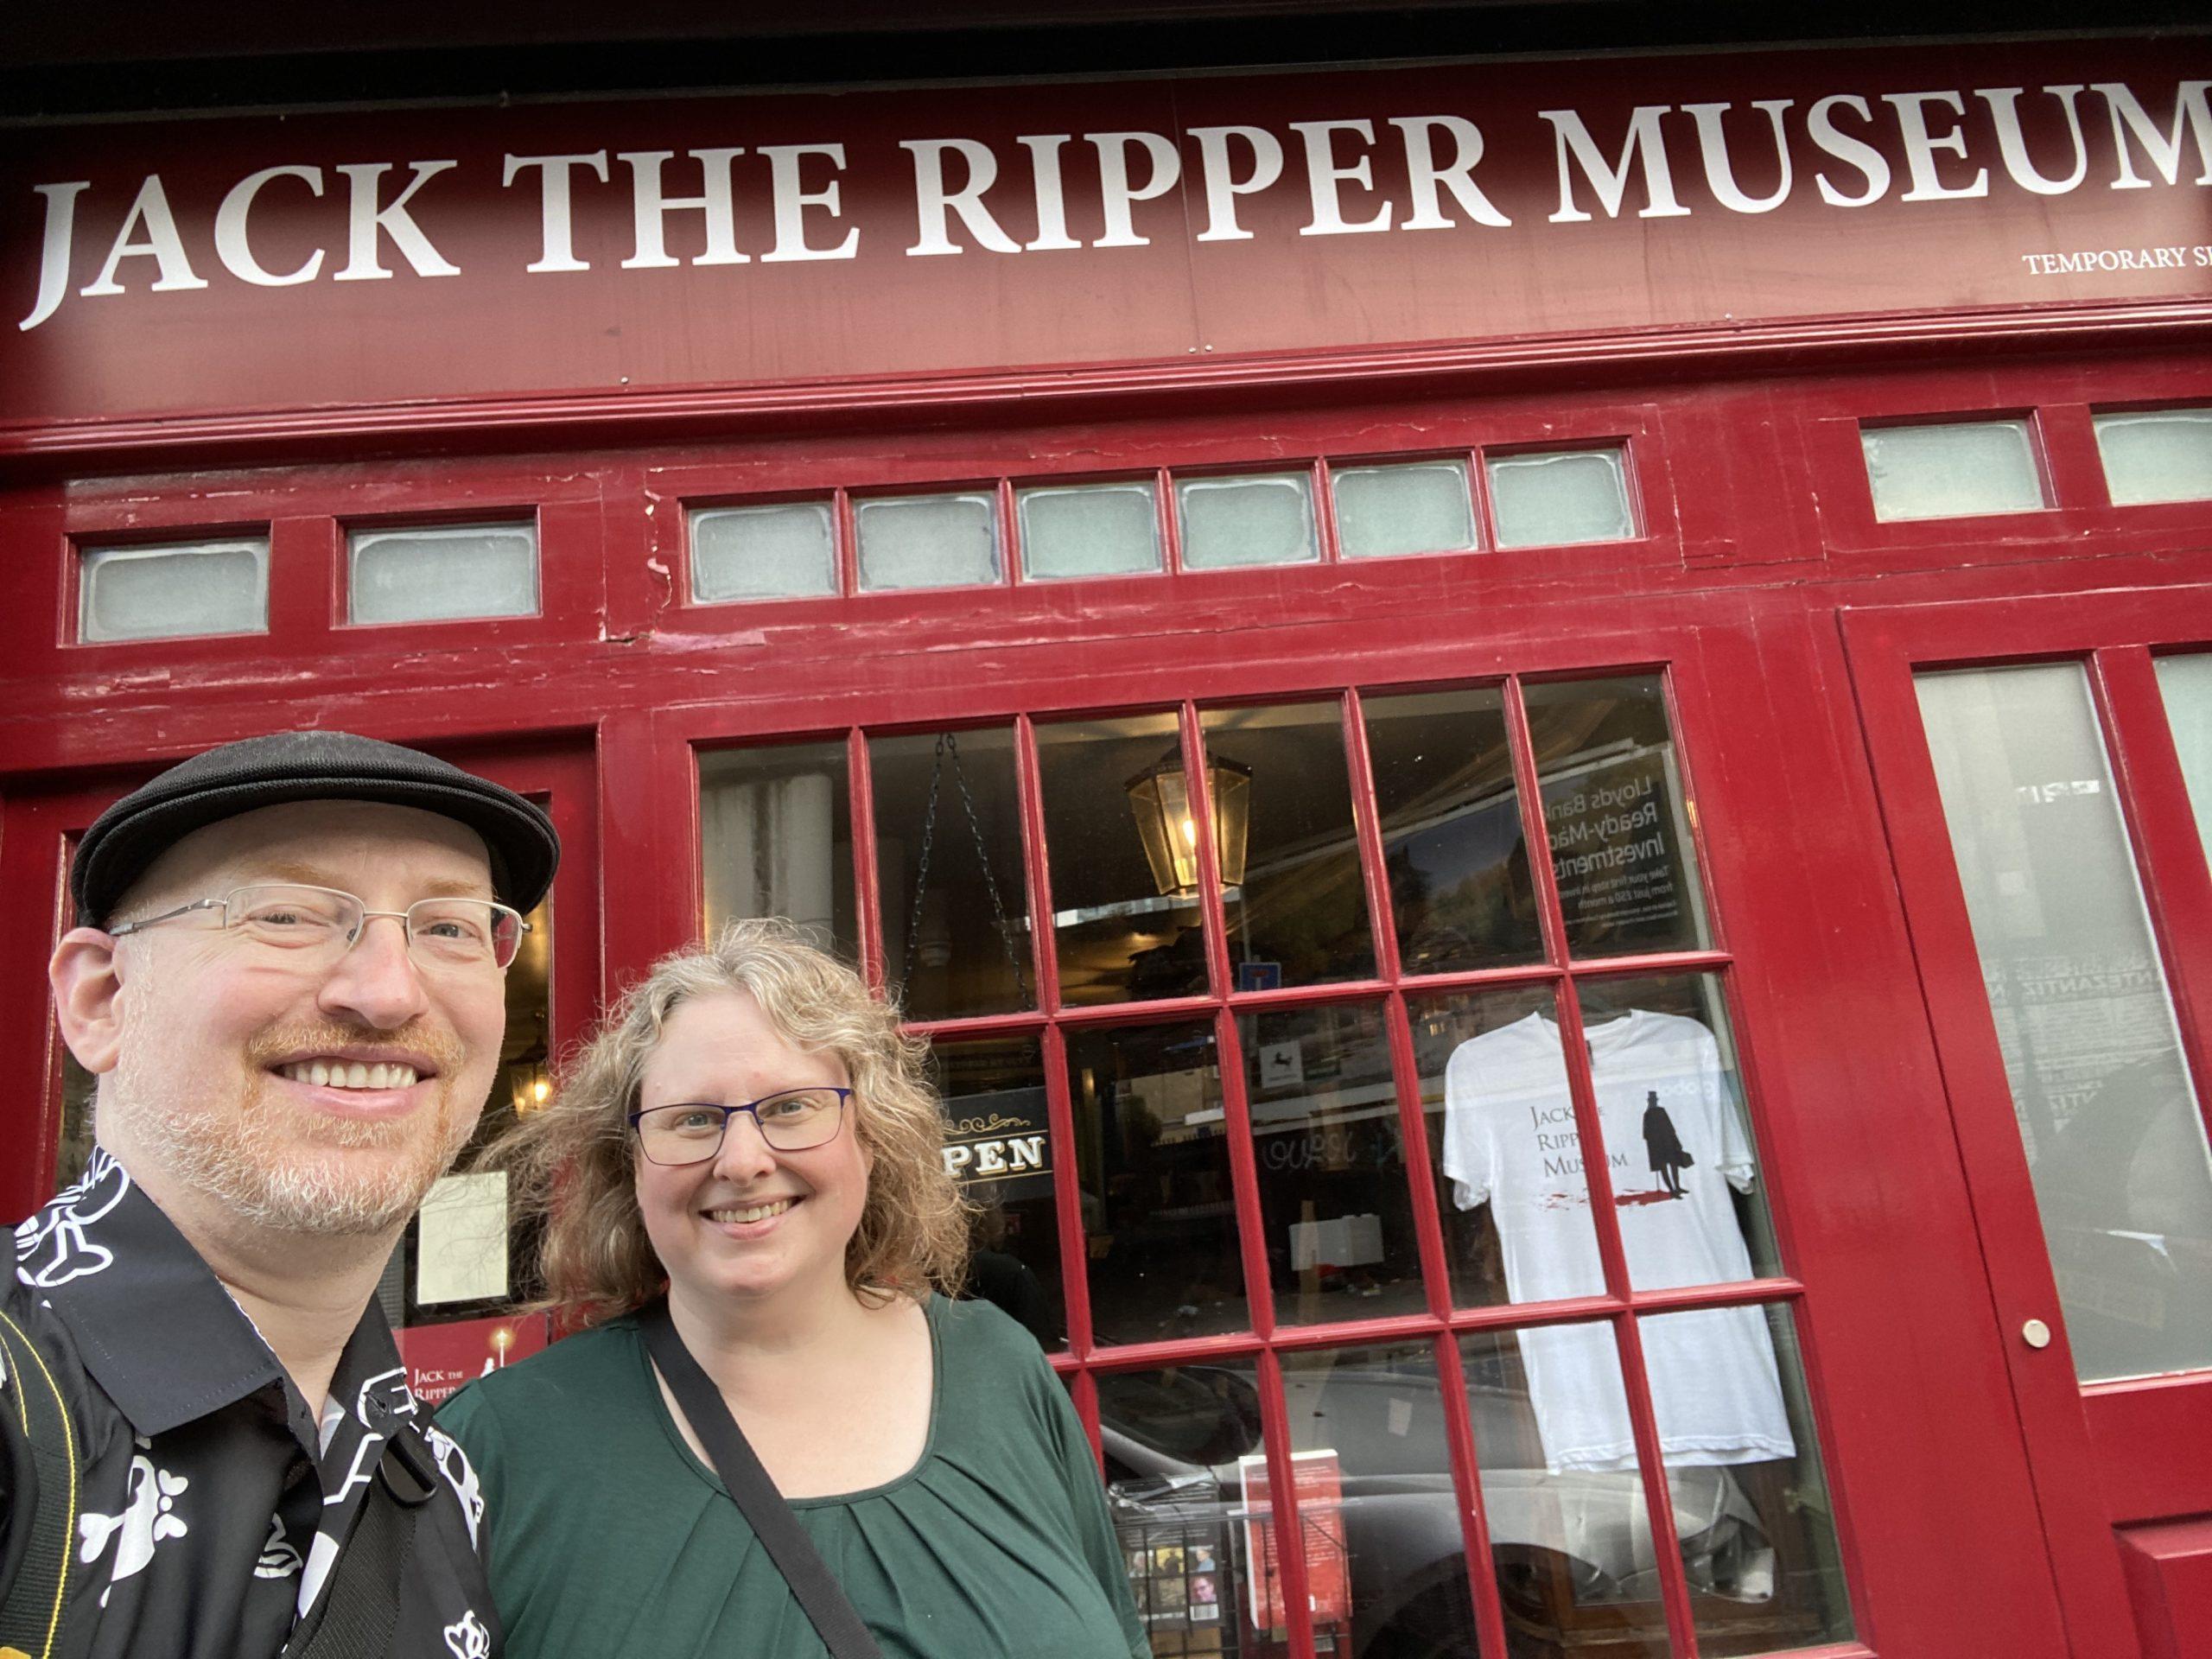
[[655, 639, 1859, 1658]]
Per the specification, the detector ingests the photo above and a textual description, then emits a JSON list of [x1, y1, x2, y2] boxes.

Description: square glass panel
[[2094, 408, 2212, 505], [1524, 675, 1713, 957], [690, 499, 837, 601], [1240, 1001, 1426, 1324], [1278, 1342, 1483, 1651], [1458, 1324, 1664, 1650], [1068, 1020, 1249, 1344], [2158, 654, 2212, 865], [869, 726, 1034, 1020], [931, 1035, 1064, 1350], [1202, 702, 1376, 987], [1096, 1361, 1264, 1650], [348, 522, 538, 625], [392, 886, 554, 1338], [1640, 1304, 1856, 1653], [78, 537, 269, 642], [1918, 664, 2212, 1380], [1407, 983, 1597, 1311], [1485, 448, 1634, 548], [855, 491, 1001, 591], [1577, 974, 1782, 1290], [1860, 419, 2046, 522], [1361, 685, 1547, 975], [1035, 711, 1206, 1007], [1332, 459, 1478, 559], [1177, 473, 1319, 570], [698, 741, 857, 963], [1018, 480, 1163, 581]]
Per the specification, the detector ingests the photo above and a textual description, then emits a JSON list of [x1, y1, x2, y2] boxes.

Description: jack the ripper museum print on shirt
[[1442, 1010, 1795, 1472]]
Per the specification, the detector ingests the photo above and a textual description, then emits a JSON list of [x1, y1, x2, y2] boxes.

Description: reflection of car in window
[[1097, 1360, 1774, 1659]]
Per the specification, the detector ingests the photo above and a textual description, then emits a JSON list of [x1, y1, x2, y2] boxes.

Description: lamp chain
[[900, 731, 1030, 1001]]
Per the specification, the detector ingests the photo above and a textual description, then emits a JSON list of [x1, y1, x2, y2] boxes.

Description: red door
[[1843, 582, 2212, 1658]]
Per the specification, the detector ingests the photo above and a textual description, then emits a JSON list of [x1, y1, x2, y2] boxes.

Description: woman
[[439, 920, 1148, 1659]]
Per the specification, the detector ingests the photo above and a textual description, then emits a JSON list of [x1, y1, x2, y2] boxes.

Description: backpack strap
[[0, 1307, 79, 1659], [278, 1425, 439, 1659], [639, 1301, 885, 1659]]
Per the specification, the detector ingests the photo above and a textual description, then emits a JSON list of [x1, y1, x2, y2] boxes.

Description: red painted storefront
[[4, 35, 2210, 1659]]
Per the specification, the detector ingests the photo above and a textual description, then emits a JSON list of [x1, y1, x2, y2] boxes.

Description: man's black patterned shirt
[[0, 1148, 499, 1657]]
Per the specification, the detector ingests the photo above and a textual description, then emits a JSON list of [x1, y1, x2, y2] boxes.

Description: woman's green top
[[436, 1296, 1149, 1659]]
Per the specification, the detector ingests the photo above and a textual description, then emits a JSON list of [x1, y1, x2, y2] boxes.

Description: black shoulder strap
[[279, 1425, 439, 1659], [639, 1300, 884, 1659], [0, 1308, 79, 1659]]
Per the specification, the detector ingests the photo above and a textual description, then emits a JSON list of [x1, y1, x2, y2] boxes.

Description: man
[[1, 730, 558, 1659]]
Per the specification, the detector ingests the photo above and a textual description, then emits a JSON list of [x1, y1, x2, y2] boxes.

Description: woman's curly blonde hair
[[479, 918, 969, 1328]]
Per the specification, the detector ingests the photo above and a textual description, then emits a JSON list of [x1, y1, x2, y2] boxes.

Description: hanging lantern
[[1125, 745, 1252, 895]]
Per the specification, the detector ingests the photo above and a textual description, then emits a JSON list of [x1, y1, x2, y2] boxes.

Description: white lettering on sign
[[14, 80, 2211, 333], [941, 1134, 1046, 1183], [332, 161, 461, 283]]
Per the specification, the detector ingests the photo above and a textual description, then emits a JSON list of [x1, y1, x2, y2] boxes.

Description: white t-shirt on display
[[1443, 1008, 1796, 1472]]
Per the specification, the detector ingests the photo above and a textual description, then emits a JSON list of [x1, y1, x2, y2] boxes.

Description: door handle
[[2021, 1319, 2052, 1350]]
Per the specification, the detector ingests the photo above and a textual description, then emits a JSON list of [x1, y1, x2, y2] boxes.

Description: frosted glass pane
[[1332, 460, 1477, 558], [349, 523, 537, 624], [2158, 655, 2212, 869], [2095, 409, 2212, 505], [1016, 481, 1160, 581], [1486, 448, 1634, 548], [690, 500, 836, 601], [1861, 421, 2045, 522], [79, 538, 268, 642], [1917, 664, 2212, 1381], [855, 493, 1001, 591], [1176, 472, 1318, 569]]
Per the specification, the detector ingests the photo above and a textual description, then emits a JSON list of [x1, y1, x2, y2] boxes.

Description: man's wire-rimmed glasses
[[629, 1088, 854, 1165], [108, 881, 530, 972]]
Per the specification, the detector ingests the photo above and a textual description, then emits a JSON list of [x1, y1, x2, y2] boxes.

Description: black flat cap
[[73, 730, 560, 925]]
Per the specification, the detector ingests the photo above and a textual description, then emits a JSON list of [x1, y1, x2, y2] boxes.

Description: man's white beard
[[118, 1024, 478, 1237]]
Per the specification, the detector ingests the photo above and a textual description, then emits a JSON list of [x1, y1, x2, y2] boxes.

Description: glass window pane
[[1018, 481, 1163, 581], [393, 887, 554, 1340], [698, 741, 858, 963], [869, 727, 1033, 1020], [1362, 685, 1547, 976], [931, 1035, 1065, 1350], [2158, 654, 2212, 863], [1640, 1304, 1856, 1653], [1332, 460, 1477, 559], [855, 491, 1001, 591], [1408, 984, 1599, 1311], [1280, 1342, 1482, 1656], [1202, 702, 1376, 988], [1459, 1324, 1665, 1655], [1918, 664, 2212, 1381], [1486, 448, 1634, 549], [79, 537, 269, 641], [1578, 974, 1783, 1290], [1069, 1020, 1248, 1344], [348, 522, 537, 625], [2094, 408, 2212, 505], [690, 500, 837, 601], [1860, 420, 2046, 522], [1097, 1361, 1264, 1655], [1177, 473, 1319, 570], [1036, 711, 1206, 1007], [1241, 1001, 1426, 1325], [1526, 675, 1713, 957]]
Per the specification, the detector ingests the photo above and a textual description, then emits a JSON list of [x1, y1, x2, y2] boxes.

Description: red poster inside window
[[398, 1313, 550, 1408], [1239, 1449, 1350, 1632]]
